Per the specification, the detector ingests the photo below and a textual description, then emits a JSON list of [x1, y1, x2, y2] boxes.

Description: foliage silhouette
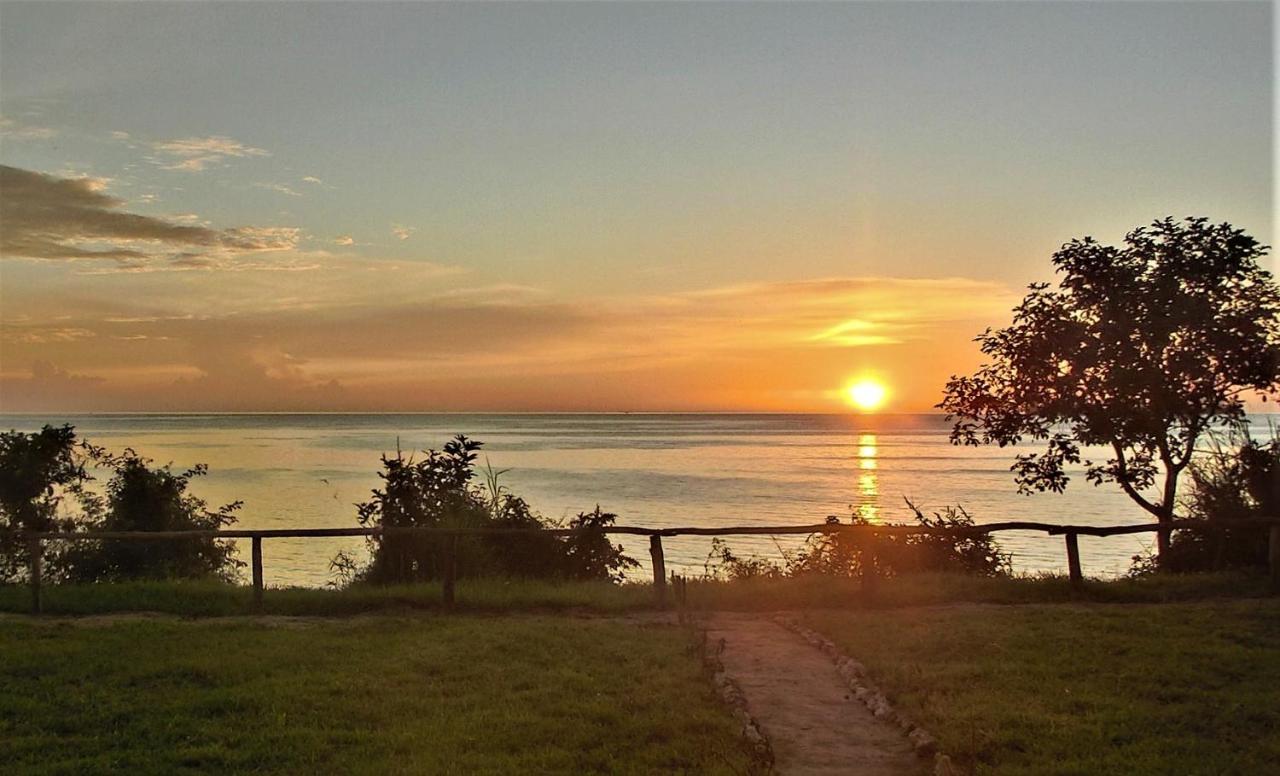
[[1131, 428, 1279, 574], [0, 426, 242, 583], [61, 450, 243, 582], [0, 425, 94, 581], [706, 499, 1010, 580], [348, 434, 636, 584], [940, 217, 1280, 563]]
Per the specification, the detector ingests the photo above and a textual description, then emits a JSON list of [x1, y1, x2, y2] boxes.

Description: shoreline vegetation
[[2, 422, 1277, 602], [2, 570, 1273, 618]]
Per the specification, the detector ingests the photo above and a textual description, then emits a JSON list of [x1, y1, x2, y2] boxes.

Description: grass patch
[[0, 571, 1272, 617], [0, 614, 756, 774], [804, 599, 1280, 775], [0, 578, 654, 617]]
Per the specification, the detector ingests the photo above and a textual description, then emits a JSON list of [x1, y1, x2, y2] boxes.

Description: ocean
[[3, 413, 1272, 587]]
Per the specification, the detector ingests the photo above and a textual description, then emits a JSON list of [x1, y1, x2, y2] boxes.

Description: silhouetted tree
[[63, 450, 243, 582], [0, 425, 92, 580], [940, 217, 1280, 563]]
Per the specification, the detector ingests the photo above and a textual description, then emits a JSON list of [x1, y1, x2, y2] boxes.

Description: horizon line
[[1, 410, 1277, 418]]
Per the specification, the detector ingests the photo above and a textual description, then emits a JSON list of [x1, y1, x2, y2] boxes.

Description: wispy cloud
[[152, 135, 269, 172], [334, 235, 355, 246], [0, 115, 57, 140], [253, 182, 302, 197], [391, 225, 416, 241]]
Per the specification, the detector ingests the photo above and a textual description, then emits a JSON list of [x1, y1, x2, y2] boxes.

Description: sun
[[846, 379, 888, 412]]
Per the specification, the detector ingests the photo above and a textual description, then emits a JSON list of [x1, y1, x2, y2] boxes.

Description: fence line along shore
[[8, 518, 1280, 614]]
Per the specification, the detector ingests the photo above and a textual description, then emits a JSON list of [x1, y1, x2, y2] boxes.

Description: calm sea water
[[3, 413, 1273, 586]]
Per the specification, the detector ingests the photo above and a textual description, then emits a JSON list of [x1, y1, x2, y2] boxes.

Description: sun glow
[[846, 379, 888, 412]]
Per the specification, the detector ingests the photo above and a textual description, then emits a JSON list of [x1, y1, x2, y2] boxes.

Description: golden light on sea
[[845, 379, 888, 412]]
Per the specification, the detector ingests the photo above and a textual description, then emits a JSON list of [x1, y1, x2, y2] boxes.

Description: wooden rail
[[7, 518, 1280, 614]]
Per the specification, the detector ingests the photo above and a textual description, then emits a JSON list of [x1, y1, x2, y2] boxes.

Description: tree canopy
[[939, 217, 1280, 560]]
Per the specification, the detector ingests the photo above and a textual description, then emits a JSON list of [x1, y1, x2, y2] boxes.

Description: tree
[[0, 425, 92, 580], [939, 217, 1280, 562]]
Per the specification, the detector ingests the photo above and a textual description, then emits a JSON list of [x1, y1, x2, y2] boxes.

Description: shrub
[[348, 435, 635, 584], [60, 450, 243, 582], [1131, 430, 1279, 574], [706, 499, 1010, 581]]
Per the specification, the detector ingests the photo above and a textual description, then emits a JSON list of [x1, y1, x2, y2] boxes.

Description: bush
[[0, 426, 242, 583], [1131, 430, 1279, 574], [707, 499, 1010, 581], [60, 450, 243, 582], [345, 435, 636, 584]]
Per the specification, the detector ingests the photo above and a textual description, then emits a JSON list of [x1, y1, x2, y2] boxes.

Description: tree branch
[[1110, 440, 1161, 517]]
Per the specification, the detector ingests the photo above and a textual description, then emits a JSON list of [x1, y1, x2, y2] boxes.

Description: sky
[[0, 1, 1273, 412]]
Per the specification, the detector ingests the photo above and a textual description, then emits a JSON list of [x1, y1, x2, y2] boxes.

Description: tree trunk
[[1156, 511, 1173, 562], [1156, 468, 1180, 566]]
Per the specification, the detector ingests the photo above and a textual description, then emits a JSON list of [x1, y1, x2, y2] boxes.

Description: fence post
[[442, 534, 457, 608], [251, 536, 264, 611], [1269, 525, 1280, 592], [28, 537, 42, 615], [649, 534, 667, 606], [1064, 531, 1083, 590]]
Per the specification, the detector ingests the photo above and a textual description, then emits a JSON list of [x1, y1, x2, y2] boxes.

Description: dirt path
[[705, 613, 925, 776]]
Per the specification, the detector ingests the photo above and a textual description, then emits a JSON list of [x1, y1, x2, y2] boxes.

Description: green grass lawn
[[0, 615, 757, 775], [804, 599, 1280, 775]]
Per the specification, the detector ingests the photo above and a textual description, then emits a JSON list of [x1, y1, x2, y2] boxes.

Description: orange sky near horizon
[[0, 3, 1273, 414]]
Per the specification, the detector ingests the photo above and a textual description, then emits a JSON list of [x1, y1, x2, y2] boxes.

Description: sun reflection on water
[[854, 433, 880, 522]]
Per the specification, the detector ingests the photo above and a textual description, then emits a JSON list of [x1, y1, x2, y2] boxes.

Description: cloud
[[152, 135, 269, 172], [334, 235, 355, 246], [302, 176, 323, 185], [392, 225, 416, 241], [0, 362, 107, 412], [0, 356, 343, 413], [221, 226, 301, 251], [110, 131, 131, 141], [0, 165, 299, 267], [253, 182, 302, 197], [1, 326, 97, 345], [0, 116, 57, 140]]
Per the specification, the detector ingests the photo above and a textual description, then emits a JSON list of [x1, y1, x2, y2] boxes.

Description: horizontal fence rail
[[6, 518, 1279, 614]]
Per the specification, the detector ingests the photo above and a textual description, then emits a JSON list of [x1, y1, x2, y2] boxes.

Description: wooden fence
[[10, 518, 1280, 614]]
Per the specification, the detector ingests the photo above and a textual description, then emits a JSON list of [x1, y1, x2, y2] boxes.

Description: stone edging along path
[[772, 615, 958, 776], [695, 625, 775, 768]]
